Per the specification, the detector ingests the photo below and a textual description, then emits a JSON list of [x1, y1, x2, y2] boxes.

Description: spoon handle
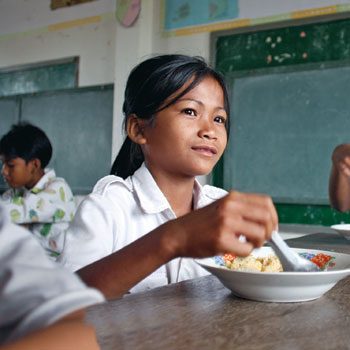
[[269, 231, 300, 272]]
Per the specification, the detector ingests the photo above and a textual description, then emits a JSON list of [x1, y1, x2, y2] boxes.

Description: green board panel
[[0, 97, 20, 191], [21, 85, 113, 194], [223, 62, 350, 204], [0, 60, 77, 97], [0, 97, 19, 137], [213, 17, 350, 225], [215, 18, 350, 73]]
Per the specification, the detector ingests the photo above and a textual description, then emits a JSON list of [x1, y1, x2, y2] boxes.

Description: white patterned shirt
[[59, 163, 228, 293], [0, 169, 76, 260]]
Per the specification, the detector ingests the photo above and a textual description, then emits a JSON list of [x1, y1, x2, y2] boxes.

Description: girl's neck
[[150, 171, 195, 217]]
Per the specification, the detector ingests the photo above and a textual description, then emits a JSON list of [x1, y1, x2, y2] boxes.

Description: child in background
[[59, 54, 278, 298], [329, 143, 350, 211], [0, 204, 104, 349], [0, 122, 76, 260]]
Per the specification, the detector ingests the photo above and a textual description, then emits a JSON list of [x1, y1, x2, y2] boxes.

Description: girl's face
[[141, 76, 228, 179]]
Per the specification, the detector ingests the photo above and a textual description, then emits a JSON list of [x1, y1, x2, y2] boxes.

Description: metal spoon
[[268, 230, 320, 272]]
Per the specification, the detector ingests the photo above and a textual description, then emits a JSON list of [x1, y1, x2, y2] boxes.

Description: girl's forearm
[[77, 221, 179, 299]]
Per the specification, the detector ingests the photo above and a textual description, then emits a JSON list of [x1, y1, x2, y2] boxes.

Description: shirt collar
[[131, 163, 218, 214], [131, 163, 170, 214]]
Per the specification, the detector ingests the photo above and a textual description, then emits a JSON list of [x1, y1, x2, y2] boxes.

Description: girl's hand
[[332, 144, 350, 178], [167, 191, 278, 259]]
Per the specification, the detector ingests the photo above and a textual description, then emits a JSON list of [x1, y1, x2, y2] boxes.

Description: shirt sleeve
[[0, 179, 76, 225], [58, 193, 117, 272], [0, 206, 104, 345]]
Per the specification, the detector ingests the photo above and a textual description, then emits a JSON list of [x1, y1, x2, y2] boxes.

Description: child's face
[[1, 157, 37, 189], [141, 76, 228, 178]]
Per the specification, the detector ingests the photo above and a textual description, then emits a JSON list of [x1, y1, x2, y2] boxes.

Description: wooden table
[[86, 230, 350, 350]]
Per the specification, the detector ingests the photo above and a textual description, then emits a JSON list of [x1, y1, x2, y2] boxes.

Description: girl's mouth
[[192, 146, 217, 156]]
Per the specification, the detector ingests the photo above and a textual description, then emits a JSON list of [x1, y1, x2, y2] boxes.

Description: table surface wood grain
[[86, 230, 350, 350]]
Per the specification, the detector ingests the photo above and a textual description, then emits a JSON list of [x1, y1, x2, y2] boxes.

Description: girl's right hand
[[166, 191, 278, 259]]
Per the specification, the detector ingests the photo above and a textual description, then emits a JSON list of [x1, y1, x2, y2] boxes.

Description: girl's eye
[[214, 116, 227, 124], [183, 108, 196, 117]]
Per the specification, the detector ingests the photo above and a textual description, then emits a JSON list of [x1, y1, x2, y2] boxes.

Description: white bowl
[[195, 247, 350, 303], [331, 224, 350, 240]]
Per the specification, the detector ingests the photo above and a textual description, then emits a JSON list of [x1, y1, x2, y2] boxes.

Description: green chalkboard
[[0, 59, 78, 97], [0, 85, 113, 194], [215, 18, 350, 73], [0, 97, 19, 137], [0, 97, 20, 190], [212, 17, 350, 225]]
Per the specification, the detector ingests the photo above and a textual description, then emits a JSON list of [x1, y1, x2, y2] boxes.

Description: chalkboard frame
[[0, 57, 79, 97]]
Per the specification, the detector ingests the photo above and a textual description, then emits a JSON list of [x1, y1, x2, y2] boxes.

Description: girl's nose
[[198, 119, 216, 140]]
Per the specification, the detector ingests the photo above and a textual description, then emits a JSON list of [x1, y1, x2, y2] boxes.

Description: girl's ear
[[126, 114, 147, 145]]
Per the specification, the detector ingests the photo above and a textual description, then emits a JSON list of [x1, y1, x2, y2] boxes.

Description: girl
[[59, 54, 277, 299]]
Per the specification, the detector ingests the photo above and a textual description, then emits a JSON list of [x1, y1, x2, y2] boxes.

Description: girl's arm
[[329, 144, 350, 212], [77, 191, 278, 299]]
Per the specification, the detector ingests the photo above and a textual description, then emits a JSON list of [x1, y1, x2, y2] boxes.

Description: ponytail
[[110, 136, 144, 179]]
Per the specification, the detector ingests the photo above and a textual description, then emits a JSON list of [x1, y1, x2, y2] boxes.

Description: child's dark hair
[[0, 122, 52, 168], [110, 54, 230, 179]]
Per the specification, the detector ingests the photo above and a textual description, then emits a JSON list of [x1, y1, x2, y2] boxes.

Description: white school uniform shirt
[[0, 168, 76, 260], [0, 205, 104, 345], [59, 163, 228, 293]]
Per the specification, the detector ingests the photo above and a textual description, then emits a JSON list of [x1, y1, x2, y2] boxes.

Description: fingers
[[226, 191, 278, 241], [170, 190, 278, 260], [339, 160, 350, 177], [230, 218, 270, 248], [220, 234, 254, 257], [332, 144, 350, 176]]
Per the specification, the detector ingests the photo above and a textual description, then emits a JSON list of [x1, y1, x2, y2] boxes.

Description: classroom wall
[[0, 0, 116, 86], [1, 0, 350, 168]]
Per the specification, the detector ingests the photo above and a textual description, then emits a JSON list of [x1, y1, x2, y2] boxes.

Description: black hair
[[0, 122, 52, 168], [110, 54, 231, 179]]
